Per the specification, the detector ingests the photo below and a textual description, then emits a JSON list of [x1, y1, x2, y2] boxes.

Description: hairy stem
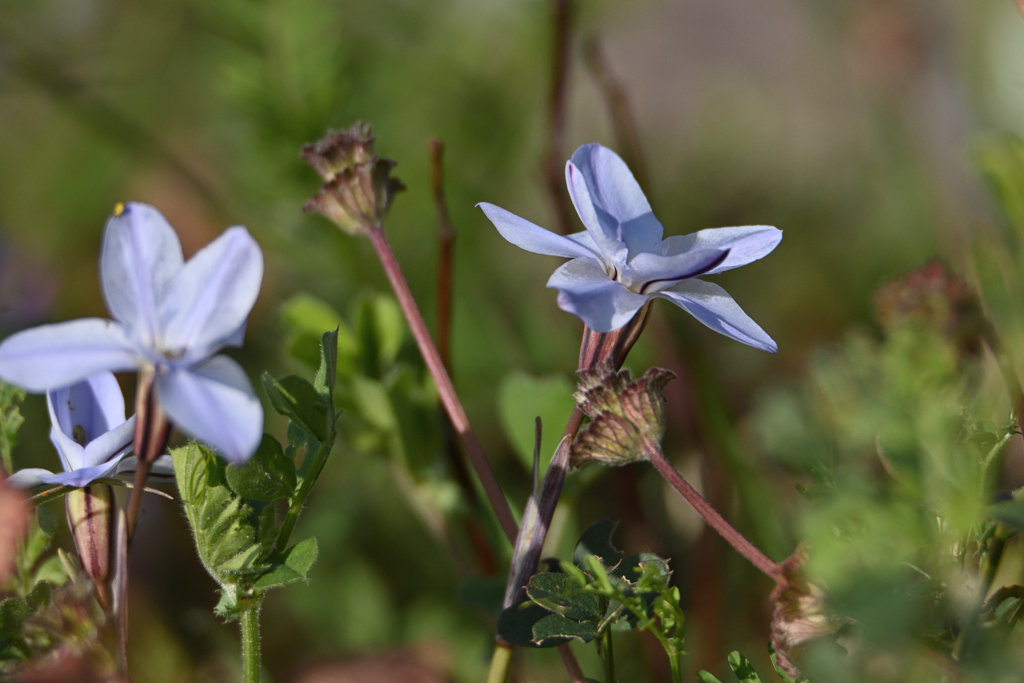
[[367, 225, 518, 542], [643, 438, 779, 577], [241, 601, 262, 683]]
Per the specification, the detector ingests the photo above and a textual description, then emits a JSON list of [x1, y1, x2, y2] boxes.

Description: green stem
[[487, 644, 514, 683], [275, 442, 331, 554], [601, 617, 615, 683], [241, 601, 262, 683], [668, 651, 682, 683]]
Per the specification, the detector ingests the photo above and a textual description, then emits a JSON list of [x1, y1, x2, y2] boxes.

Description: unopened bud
[[66, 485, 115, 609], [570, 362, 675, 468], [302, 123, 406, 237]]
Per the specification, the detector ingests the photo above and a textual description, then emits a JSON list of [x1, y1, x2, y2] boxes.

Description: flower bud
[[569, 362, 674, 468], [302, 123, 406, 237], [65, 485, 115, 609]]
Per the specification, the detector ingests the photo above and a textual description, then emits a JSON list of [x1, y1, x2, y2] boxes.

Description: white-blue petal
[[156, 356, 263, 464], [660, 225, 782, 275], [624, 248, 729, 293], [81, 416, 135, 469], [100, 203, 184, 346], [0, 319, 139, 392], [655, 279, 777, 353], [159, 227, 264, 360], [6, 469, 53, 489], [114, 454, 175, 480], [477, 203, 600, 260], [547, 259, 648, 333], [38, 459, 126, 488], [567, 144, 661, 257]]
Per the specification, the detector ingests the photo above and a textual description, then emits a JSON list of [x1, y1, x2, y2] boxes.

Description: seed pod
[[65, 485, 115, 609]]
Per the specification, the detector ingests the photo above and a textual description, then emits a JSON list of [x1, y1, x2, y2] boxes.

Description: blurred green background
[[2, 0, 1024, 681]]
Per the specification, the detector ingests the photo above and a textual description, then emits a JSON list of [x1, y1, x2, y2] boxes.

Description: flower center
[[72, 424, 87, 446]]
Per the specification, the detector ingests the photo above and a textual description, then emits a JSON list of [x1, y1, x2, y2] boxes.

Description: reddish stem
[[366, 225, 518, 543], [125, 369, 170, 543], [643, 438, 779, 578]]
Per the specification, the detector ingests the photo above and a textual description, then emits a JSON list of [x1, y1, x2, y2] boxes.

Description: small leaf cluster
[[0, 381, 24, 474], [498, 521, 684, 667], [174, 330, 339, 620], [698, 649, 802, 683]]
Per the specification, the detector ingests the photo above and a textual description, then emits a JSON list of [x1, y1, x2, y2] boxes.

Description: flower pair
[[0, 202, 265, 487], [479, 143, 781, 352]]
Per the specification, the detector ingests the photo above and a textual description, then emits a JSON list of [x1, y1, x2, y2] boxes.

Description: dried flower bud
[[873, 260, 984, 355], [302, 123, 406, 237], [65, 485, 115, 609], [570, 362, 675, 468], [770, 548, 839, 679]]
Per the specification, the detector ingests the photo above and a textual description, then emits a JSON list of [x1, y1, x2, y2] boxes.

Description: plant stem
[[487, 643, 514, 683], [275, 441, 331, 554], [643, 438, 779, 578], [601, 611, 616, 683], [367, 224, 518, 543], [668, 650, 682, 683], [241, 601, 262, 683]]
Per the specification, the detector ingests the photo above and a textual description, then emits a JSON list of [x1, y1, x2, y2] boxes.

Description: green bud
[[65, 485, 115, 609], [569, 362, 675, 468]]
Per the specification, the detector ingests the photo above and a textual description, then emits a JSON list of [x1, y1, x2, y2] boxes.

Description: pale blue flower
[[0, 202, 264, 462], [478, 143, 782, 352], [6, 371, 172, 489]]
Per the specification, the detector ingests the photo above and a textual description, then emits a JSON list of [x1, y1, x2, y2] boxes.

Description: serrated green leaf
[[225, 434, 296, 501], [497, 371, 575, 474], [498, 601, 567, 648], [727, 651, 762, 683], [262, 374, 329, 442], [24, 581, 51, 612], [314, 328, 339, 402], [526, 573, 602, 621], [532, 612, 597, 645], [573, 520, 624, 569], [252, 537, 319, 591], [0, 381, 25, 474]]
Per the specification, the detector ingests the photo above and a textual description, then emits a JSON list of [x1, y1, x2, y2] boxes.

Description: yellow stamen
[[113, 202, 125, 217]]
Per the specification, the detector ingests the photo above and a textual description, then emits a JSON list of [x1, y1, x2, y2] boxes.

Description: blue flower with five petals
[[478, 143, 781, 352]]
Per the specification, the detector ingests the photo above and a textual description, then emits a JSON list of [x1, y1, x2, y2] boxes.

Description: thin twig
[[582, 38, 648, 191], [643, 438, 779, 578], [366, 225, 518, 542], [543, 0, 576, 235]]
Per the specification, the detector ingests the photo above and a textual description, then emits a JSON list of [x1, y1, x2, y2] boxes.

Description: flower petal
[[660, 225, 782, 275], [81, 416, 135, 469], [115, 454, 175, 480], [547, 259, 648, 333], [566, 144, 662, 257], [477, 203, 600, 260], [100, 202, 184, 346], [48, 395, 86, 472], [625, 248, 729, 294], [0, 319, 139, 392], [655, 279, 777, 353], [6, 469, 54, 489], [37, 459, 125, 488], [156, 355, 263, 463], [159, 227, 264, 359]]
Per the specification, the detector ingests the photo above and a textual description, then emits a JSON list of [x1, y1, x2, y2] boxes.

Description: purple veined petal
[[477, 203, 601, 260], [37, 458, 127, 488], [6, 469, 54, 489], [547, 259, 648, 333], [0, 319, 140, 392], [655, 279, 777, 353], [158, 227, 264, 358], [625, 248, 729, 294], [156, 355, 263, 464], [660, 225, 782, 275], [81, 416, 135, 469], [100, 202, 184, 346], [567, 144, 661, 256]]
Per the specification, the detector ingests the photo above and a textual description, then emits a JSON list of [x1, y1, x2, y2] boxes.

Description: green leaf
[[498, 371, 575, 474], [526, 573, 602, 621], [314, 328, 339, 403], [532, 612, 597, 645], [281, 295, 359, 377], [355, 295, 406, 375], [0, 381, 25, 474], [262, 373, 329, 442], [615, 553, 670, 585], [252, 537, 319, 591], [497, 601, 568, 648], [974, 134, 1024, 238], [226, 434, 296, 501], [727, 651, 763, 683], [24, 581, 51, 612], [573, 520, 624, 569], [697, 672, 725, 683], [0, 598, 27, 637]]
